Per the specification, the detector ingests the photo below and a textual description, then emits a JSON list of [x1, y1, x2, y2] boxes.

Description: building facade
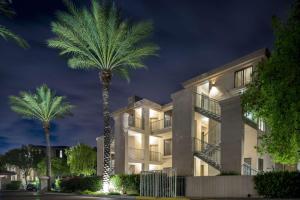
[[97, 49, 280, 176]]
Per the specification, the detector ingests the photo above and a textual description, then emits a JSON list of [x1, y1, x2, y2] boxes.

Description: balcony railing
[[195, 93, 221, 118], [128, 147, 144, 160], [128, 116, 144, 129], [242, 163, 260, 175], [150, 151, 162, 162], [193, 138, 221, 170], [150, 118, 172, 131]]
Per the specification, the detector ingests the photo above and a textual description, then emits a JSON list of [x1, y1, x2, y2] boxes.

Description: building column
[[143, 107, 150, 171], [171, 87, 195, 176], [220, 95, 244, 173], [114, 113, 128, 174]]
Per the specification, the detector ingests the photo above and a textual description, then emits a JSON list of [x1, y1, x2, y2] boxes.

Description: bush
[[110, 174, 139, 194], [108, 191, 121, 195], [254, 171, 300, 198], [5, 181, 21, 190], [60, 176, 102, 192]]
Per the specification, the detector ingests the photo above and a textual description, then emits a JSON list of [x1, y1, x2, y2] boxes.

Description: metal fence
[[140, 168, 178, 197], [128, 148, 144, 160], [195, 93, 221, 117], [150, 118, 172, 131]]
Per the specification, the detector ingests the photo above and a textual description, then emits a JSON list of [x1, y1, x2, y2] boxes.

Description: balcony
[[128, 147, 144, 160], [195, 93, 221, 121], [150, 151, 162, 162], [150, 118, 172, 132], [128, 116, 144, 129]]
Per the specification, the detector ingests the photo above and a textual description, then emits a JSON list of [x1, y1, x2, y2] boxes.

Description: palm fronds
[[9, 85, 73, 123], [0, 0, 29, 48], [48, 0, 159, 80]]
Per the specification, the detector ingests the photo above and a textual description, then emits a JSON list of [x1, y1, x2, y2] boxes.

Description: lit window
[[59, 150, 63, 158], [164, 139, 172, 156], [258, 119, 266, 132], [234, 66, 253, 88]]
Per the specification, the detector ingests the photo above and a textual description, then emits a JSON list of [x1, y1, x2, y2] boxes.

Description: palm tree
[[48, 0, 158, 191], [9, 85, 73, 191], [0, 0, 28, 48]]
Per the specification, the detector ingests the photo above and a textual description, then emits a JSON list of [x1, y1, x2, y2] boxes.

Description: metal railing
[[193, 137, 221, 169], [150, 118, 172, 131], [128, 147, 144, 160], [150, 151, 162, 162], [242, 163, 259, 175], [140, 168, 177, 197], [128, 116, 144, 129], [195, 93, 221, 117]]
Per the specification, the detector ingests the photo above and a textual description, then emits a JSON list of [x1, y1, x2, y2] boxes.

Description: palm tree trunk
[[43, 122, 52, 191], [100, 70, 112, 192]]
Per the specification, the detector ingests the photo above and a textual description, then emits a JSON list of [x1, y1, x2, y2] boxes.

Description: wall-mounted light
[[209, 81, 219, 97]]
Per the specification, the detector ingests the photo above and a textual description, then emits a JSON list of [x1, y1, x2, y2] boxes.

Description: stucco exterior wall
[[114, 113, 127, 174], [220, 96, 244, 173], [186, 176, 257, 198], [172, 88, 195, 176]]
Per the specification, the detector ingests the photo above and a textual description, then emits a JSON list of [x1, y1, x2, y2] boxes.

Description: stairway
[[193, 138, 222, 171], [194, 93, 221, 122]]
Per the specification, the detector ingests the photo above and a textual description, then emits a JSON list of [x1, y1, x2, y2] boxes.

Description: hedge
[[5, 181, 21, 190], [60, 176, 102, 192], [254, 171, 300, 198]]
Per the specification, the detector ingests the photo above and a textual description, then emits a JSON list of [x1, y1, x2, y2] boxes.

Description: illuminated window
[[59, 150, 63, 158], [234, 66, 253, 88], [164, 139, 172, 156]]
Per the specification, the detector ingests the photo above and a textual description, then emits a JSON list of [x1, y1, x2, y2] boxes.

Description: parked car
[[26, 183, 37, 192]]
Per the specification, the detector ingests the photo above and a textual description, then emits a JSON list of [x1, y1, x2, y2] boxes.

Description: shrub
[[108, 191, 121, 195], [60, 176, 102, 192], [5, 181, 21, 190], [110, 174, 139, 194], [254, 171, 300, 198]]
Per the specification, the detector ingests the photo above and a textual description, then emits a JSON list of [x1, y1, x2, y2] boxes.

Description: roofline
[[182, 48, 270, 88]]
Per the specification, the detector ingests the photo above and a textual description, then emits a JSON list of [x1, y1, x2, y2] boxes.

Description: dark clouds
[[0, 0, 293, 153]]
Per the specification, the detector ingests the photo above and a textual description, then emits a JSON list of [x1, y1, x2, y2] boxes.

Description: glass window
[[258, 158, 264, 171], [164, 139, 172, 156], [234, 66, 253, 88]]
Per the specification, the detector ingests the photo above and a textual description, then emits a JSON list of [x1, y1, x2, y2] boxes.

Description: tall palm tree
[[9, 85, 73, 190], [0, 0, 28, 48], [48, 0, 158, 191]]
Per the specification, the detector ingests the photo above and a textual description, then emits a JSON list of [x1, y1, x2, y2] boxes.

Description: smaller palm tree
[[0, 0, 28, 48], [9, 85, 73, 190]]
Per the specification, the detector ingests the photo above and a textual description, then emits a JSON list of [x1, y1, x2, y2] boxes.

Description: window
[[234, 66, 253, 88], [258, 158, 264, 171], [164, 139, 172, 156], [59, 150, 63, 158]]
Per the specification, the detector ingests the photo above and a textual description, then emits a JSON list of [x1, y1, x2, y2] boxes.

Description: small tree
[[4, 146, 44, 185], [242, 0, 300, 164], [37, 157, 70, 178], [65, 144, 96, 176]]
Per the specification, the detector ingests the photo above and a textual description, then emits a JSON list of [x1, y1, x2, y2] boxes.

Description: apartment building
[[97, 48, 278, 177]]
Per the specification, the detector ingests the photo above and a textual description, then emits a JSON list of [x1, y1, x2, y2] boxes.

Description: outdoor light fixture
[[209, 81, 219, 97]]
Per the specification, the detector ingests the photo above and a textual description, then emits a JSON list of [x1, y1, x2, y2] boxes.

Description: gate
[[140, 168, 177, 197]]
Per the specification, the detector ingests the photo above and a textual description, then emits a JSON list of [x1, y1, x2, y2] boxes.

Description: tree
[[48, 0, 158, 191], [9, 85, 73, 190], [4, 146, 44, 185], [65, 144, 96, 176], [37, 157, 70, 178], [242, 0, 300, 164], [0, 154, 5, 171], [0, 0, 28, 47]]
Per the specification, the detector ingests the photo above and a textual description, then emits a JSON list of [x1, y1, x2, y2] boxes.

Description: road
[[0, 191, 125, 200]]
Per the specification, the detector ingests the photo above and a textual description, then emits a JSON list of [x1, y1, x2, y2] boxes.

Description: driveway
[[0, 191, 126, 200]]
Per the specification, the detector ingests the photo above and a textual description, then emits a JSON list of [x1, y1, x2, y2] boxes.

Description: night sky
[[0, 0, 293, 154]]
